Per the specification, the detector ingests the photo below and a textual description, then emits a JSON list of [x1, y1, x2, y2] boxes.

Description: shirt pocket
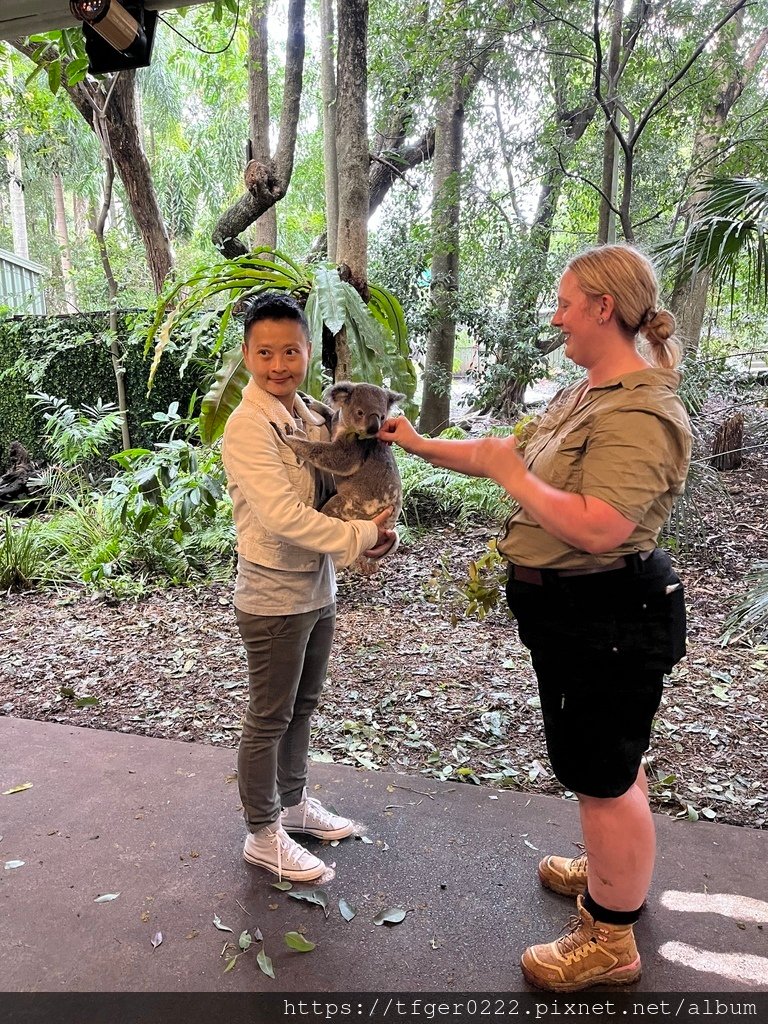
[[534, 425, 589, 491]]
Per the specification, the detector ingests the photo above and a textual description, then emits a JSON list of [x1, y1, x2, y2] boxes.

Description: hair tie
[[644, 307, 658, 325]]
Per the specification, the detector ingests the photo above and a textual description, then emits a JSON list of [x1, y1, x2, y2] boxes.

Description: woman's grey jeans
[[235, 603, 336, 833]]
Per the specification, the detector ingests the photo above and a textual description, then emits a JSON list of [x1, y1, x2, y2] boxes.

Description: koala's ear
[[325, 382, 355, 407], [385, 390, 406, 409]]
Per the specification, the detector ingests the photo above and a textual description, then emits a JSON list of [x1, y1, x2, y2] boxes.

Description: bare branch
[[631, 0, 750, 145]]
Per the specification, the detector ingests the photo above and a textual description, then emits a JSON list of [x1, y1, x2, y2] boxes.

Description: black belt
[[509, 551, 653, 587]]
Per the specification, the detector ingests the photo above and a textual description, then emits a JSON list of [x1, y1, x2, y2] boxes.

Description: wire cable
[[157, 0, 240, 55]]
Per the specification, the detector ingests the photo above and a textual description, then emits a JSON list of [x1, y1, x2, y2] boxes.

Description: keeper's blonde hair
[[567, 244, 681, 368]]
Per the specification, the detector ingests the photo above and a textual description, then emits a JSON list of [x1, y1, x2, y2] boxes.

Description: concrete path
[[1, 717, 767, 995]]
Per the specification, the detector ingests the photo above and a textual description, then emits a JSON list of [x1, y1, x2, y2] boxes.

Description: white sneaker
[[243, 822, 326, 882], [281, 787, 355, 840]]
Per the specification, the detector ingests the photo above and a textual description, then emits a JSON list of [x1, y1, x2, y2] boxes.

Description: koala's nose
[[365, 415, 381, 435]]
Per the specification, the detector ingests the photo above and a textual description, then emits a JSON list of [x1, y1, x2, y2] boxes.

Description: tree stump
[[710, 411, 744, 471], [0, 442, 40, 510]]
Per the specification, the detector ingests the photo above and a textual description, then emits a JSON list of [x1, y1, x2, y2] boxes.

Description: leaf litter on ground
[[1, 416, 767, 831]]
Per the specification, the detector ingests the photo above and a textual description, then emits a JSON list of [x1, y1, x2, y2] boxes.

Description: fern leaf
[[199, 348, 250, 444], [314, 267, 346, 335]]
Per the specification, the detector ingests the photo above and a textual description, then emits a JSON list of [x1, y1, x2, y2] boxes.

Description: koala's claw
[[269, 421, 294, 440]]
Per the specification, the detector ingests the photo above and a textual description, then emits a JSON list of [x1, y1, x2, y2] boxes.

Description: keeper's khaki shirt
[[498, 368, 692, 569]]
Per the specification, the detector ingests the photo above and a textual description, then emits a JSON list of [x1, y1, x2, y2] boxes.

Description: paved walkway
[[2, 717, 767, 995]]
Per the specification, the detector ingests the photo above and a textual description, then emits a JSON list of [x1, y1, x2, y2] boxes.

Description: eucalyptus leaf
[[2, 782, 33, 795], [151, 931, 163, 949], [224, 956, 237, 973], [4, 860, 25, 870], [257, 947, 275, 979], [284, 931, 316, 952], [373, 908, 407, 926], [271, 880, 293, 891], [288, 888, 329, 917], [213, 913, 233, 933], [339, 898, 356, 922], [238, 930, 252, 951], [94, 893, 120, 903], [74, 696, 99, 708]]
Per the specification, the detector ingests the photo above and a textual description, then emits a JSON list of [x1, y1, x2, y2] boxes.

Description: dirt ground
[[2, 402, 767, 832]]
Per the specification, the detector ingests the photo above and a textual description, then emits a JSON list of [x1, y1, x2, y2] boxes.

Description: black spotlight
[[70, 1, 158, 74]]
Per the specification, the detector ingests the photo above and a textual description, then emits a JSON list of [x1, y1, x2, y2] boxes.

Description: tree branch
[[211, 0, 306, 256]]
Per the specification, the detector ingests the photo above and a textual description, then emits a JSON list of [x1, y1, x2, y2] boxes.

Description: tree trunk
[[420, 73, 464, 436], [91, 152, 132, 452], [248, 0, 277, 249], [73, 194, 88, 238], [0, 442, 38, 509], [211, 0, 306, 256], [669, 18, 768, 352], [597, 0, 623, 244], [103, 73, 173, 294], [334, 0, 369, 379], [6, 144, 28, 260], [489, 76, 597, 415], [53, 171, 77, 311], [710, 412, 744, 471], [320, 0, 339, 263], [3, 61, 28, 260]]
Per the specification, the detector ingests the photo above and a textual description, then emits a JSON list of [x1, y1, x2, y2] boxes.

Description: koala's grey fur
[[274, 381, 404, 571]]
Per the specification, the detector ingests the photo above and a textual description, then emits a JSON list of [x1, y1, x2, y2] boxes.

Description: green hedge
[[0, 310, 210, 469]]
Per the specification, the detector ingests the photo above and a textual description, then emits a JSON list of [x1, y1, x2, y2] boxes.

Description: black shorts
[[505, 550, 686, 799]]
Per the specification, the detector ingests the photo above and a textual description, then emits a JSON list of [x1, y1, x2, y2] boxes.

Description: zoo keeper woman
[[378, 244, 692, 992]]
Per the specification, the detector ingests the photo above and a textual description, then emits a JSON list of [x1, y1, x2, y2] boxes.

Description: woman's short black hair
[[242, 292, 309, 340]]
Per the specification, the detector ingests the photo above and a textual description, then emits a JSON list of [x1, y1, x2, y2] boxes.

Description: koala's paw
[[269, 421, 294, 442]]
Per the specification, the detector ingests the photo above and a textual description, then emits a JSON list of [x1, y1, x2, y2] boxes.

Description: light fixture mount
[[70, 1, 158, 74]]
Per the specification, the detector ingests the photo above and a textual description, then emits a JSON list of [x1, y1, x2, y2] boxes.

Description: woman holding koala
[[379, 244, 691, 992], [222, 293, 394, 883]]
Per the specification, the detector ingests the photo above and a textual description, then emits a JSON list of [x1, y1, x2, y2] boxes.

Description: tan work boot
[[538, 852, 588, 897], [521, 894, 642, 992]]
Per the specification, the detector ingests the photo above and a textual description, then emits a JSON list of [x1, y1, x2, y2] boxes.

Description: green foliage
[[146, 249, 417, 442], [423, 539, 510, 622], [663, 457, 731, 552], [398, 427, 510, 529], [0, 517, 56, 591], [0, 312, 208, 469], [463, 540, 509, 619], [656, 178, 768, 308], [30, 393, 123, 467], [1, 349, 234, 598], [721, 561, 768, 644], [108, 440, 226, 542]]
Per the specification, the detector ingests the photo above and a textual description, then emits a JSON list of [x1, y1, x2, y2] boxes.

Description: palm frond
[[720, 561, 768, 644], [656, 178, 768, 306]]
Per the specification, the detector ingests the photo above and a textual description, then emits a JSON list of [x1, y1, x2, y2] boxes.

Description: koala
[[274, 381, 404, 573]]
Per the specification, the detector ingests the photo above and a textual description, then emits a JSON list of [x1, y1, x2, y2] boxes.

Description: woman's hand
[[378, 415, 423, 454], [467, 434, 524, 483]]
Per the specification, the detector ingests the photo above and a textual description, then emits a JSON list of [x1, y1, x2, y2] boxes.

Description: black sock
[[583, 890, 643, 926]]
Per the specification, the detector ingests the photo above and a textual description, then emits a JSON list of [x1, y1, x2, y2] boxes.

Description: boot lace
[[555, 914, 601, 957], [569, 853, 588, 879]]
